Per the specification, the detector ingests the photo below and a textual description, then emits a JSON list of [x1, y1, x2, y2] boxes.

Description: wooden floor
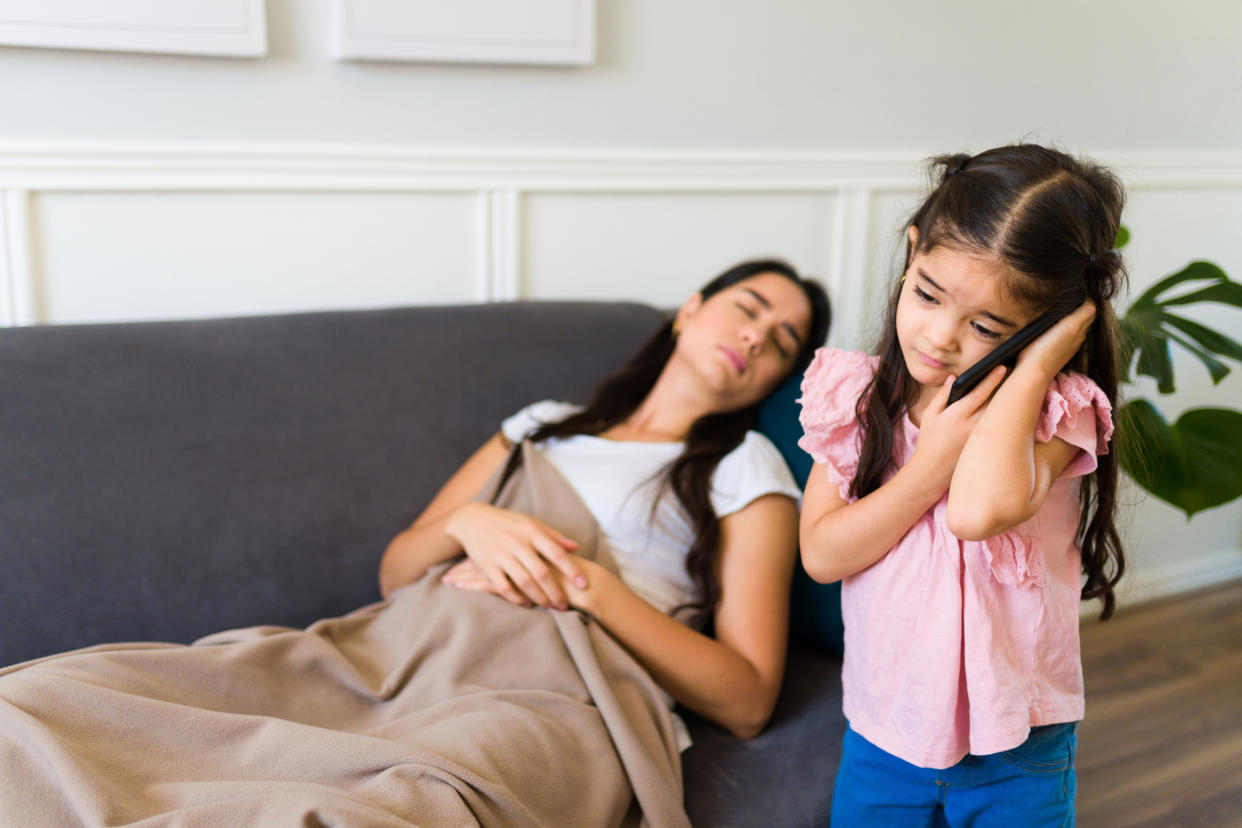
[[1077, 579, 1242, 827]]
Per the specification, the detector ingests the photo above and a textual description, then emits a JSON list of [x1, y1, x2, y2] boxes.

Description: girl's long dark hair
[[494, 260, 830, 616], [854, 144, 1127, 619]]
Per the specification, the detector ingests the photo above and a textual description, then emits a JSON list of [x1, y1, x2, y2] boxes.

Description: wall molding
[[3, 142, 1242, 324], [3, 143, 1242, 192], [0, 189, 34, 326]]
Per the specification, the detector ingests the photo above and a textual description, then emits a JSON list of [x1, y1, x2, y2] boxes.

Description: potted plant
[[1115, 228, 1242, 517]]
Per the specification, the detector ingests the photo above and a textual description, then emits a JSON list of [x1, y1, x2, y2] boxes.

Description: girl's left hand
[[442, 556, 603, 612], [1016, 299, 1096, 377]]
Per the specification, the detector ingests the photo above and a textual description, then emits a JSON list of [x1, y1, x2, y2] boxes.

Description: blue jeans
[[831, 721, 1077, 827]]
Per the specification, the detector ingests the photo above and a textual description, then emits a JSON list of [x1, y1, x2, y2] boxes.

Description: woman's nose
[[740, 326, 763, 354]]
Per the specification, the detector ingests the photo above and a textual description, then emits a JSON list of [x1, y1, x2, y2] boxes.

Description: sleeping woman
[[0, 259, 829, 827]]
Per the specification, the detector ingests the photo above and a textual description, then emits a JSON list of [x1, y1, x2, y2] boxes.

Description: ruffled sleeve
[[796, 348, 878, 502], [1035, 372, 1115, 478], [710, 431, 803, 516], [980, 530, 1045, 589]]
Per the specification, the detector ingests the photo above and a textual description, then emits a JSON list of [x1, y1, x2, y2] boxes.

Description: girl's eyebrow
[[916, 270, 1018, 329], [743, 287, 803, 348]]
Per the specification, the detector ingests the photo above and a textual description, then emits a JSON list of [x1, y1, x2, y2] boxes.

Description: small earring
[[672, 318, 681, 336], [900, 273, 907, 284]]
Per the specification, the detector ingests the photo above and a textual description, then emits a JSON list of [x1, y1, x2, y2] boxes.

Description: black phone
[[946, 311, 1063, 405]]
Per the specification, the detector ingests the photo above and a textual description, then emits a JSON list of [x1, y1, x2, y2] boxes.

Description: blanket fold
[[0, 442, 689, 827]]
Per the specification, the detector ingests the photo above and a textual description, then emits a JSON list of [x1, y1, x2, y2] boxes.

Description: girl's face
[[675, 271, 813, 410], [895, 234, 1036, 403]]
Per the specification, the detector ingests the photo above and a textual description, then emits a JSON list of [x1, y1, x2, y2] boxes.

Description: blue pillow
[[756, 370, 845, 655]]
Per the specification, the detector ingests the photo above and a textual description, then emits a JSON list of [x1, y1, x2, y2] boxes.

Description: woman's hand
[[442, 554, 607, 614], [443, 502, 588, 610], [911, 364, 1008, 493], [1016, 299, 1096, 378]]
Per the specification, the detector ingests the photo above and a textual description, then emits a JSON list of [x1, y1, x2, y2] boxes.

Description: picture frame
[[0, 0, 267, 58], [329, 0, 595, 66]]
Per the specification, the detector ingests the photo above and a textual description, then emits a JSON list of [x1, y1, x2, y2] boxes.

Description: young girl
[[798, 144, 1127, 826]]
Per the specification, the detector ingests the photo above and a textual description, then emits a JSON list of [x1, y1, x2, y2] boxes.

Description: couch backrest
[[0, 302, 664, 666]]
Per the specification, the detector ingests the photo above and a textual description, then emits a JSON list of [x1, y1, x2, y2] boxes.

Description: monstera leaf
[[1117, 400, 1242, 517], [1114, 228, 1242, 517], [1118, 261, 1242, 393]]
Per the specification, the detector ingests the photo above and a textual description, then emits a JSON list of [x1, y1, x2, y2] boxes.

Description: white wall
[[1, 0, 1240, 609], [1, 0, 1238, 150]]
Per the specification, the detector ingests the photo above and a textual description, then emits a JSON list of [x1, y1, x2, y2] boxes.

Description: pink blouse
[[798, 348, 1114, 769]]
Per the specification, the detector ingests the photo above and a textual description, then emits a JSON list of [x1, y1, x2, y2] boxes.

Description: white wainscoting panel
[[521, 192, 837, 309], [33, 191, 478, 324]]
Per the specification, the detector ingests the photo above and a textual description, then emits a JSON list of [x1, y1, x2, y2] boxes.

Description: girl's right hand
[[913, 364, 1008, 491], [443, 501, 587, 610]]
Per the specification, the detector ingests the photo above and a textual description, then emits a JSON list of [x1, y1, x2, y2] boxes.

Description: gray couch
[[0, 302, 844, 826]]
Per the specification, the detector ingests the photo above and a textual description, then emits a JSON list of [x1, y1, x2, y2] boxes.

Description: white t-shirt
[[501, 400, 802, 616]]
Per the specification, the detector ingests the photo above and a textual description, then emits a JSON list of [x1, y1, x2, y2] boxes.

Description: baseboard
[[1082, 548, 1242, 617]]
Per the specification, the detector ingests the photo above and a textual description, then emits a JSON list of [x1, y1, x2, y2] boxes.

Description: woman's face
[[674, 271, 814, 410]]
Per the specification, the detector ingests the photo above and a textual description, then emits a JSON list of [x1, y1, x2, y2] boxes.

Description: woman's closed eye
[[913, 285, 937, 304], [736, 302, 793, 358]]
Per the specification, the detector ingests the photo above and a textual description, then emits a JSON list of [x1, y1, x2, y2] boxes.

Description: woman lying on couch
[[0, 260, 829, 827], [384, 259, 830, 738]]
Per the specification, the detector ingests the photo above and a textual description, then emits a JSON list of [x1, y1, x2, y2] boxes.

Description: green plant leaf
[[1119, 260, 1242, 391], [1132, 328, 1175, 393], [1115, 226, 1130, 249], [1163, 328, 1231, 384], [1118, 401, 1242, 517], [1131, 261, 1229, 310], [1159, 312, 1242, 362], [1158, 281, 1242, 310]]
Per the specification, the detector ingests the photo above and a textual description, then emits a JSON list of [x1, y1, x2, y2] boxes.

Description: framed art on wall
[[329, 0, 595, 66], [0, 0, 267, 57]]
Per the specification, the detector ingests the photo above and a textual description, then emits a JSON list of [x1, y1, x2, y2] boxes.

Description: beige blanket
[[0, 443, 690, 827]]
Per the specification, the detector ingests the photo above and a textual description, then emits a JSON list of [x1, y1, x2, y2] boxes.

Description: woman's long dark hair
[[854, 144, 1127, 619], [494, 260, 830, 616]]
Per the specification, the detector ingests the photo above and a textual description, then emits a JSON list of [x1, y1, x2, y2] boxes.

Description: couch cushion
[[681, 643, 845, 827], [757, 370, 845, 655], [0, 302, 663, 667]]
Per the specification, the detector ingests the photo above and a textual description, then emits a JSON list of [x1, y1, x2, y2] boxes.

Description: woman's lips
[[916, 350, 948, 370], [720, 346, 747, 374]]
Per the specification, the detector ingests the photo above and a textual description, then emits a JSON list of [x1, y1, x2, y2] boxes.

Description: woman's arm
[[799, 365, 1007, 583], [947, 301, 1096, 540], [586, 493, 799, 739], [448, 493, 801, 739], [379, 432, 585, 605]]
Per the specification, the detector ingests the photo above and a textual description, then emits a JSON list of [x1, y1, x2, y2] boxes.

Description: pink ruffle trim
[[796, 349, 878, 501], [982, 530, 1045, 589], [1036, 372, 1114, 453]]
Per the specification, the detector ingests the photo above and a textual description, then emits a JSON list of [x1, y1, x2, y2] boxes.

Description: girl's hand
[[913, 364, 1008, 491], [443, 502, 587, 610], [1016, 299, 1097, 378]]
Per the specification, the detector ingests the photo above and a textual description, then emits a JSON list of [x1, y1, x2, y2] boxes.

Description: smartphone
[[946, 311, 1063, 405]]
